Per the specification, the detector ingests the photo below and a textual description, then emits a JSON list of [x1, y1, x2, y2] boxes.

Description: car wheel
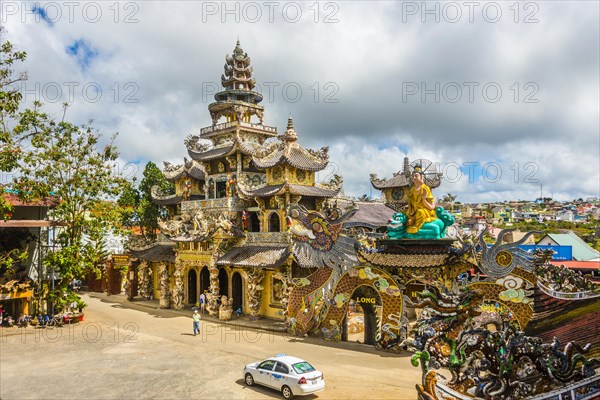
[[244, 373, 255, 387], [281, 385, 293, 399]]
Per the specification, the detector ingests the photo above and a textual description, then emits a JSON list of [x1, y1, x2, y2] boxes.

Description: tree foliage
[[1, 36, 130, 312], [117, 161, 174, 242]]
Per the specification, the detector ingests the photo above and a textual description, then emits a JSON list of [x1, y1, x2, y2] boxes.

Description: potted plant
[[76, 300, 87, 321]]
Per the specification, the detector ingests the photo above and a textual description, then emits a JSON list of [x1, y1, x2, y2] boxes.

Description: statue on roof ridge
[[387, 164, 454, 240]]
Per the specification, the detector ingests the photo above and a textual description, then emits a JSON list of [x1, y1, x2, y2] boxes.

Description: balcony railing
[[181, 198, 228, 211], [538, 282, 600, 300], [244, 232, 290, 245], [200, 120, 277, 136]]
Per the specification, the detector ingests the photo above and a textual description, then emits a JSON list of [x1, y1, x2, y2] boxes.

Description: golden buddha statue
[[406, 166, 437, 234]]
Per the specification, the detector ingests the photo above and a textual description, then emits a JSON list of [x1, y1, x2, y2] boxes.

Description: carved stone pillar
[[273, 265, 293, 319], [245, 267, 265, 319], [172, 261, 184, 310], [137, 261, 152, 300], [207, 263, 220, 316], [158, 263, 171, 309]]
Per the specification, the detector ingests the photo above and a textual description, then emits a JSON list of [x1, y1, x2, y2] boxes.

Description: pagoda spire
[[207, 40, 269, 127], [221, 39, 256, 91], [283, 114, 298, 143]]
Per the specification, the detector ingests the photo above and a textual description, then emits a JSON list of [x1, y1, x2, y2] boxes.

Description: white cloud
[[2, 1, 598, 203]]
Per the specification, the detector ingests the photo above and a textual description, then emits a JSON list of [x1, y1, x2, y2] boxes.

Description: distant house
[[556, 210, 574, 222], [502, 230, 536, 245], [0, 193, 62, 317], [537, 231, 600, 261], [491, 206, 513, 224], [460, 216, 487, 236]]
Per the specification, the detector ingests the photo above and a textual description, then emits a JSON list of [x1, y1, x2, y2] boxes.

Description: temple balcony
[[200, 120, 277, 137], [244, 232, 291, 245]]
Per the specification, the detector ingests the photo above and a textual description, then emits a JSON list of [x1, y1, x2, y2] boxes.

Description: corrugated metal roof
[[541, 232, 600, 261]]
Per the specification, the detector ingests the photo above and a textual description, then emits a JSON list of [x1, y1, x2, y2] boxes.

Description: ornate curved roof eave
[[164, 160, 206, 182], [289, 183, 341, 198], [253, 146, 329, 171], [236, 182, 286, 199], [188, 144, 234, 162], [182, 159, 207, 181], [370, 173, 411, 190], [151, 186, 182, 206]]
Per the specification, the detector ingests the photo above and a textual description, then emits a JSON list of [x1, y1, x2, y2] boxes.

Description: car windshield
[[292, 361, 315, 374]]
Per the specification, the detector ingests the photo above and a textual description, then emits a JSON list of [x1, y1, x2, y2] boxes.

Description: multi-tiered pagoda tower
[[135, 41, 343, 321]]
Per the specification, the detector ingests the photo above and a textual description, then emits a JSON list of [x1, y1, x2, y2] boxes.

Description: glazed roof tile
[[253, 145, 328, 171], [337, 201, 396, 229], [370, 173, 410, 190], [129, 242, 176, 263], [216, 245, 290, 268], [188, 145, 234, 161], [152, 194, 183, 206], [163, 160, 206, 182], [236, 183, 340, 198]]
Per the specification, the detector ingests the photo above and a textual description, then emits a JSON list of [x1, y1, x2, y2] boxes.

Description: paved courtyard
[[0, 294, 422, 400]]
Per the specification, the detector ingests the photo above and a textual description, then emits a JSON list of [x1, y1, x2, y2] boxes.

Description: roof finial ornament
[[282, 114, 297, 143]]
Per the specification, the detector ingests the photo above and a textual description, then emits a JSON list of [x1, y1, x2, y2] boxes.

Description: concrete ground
[[0, 293, 422, 400]]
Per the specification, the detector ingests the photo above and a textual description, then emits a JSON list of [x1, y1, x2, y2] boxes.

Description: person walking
[[199, 292, 206, 314], [192, 309, 201, 336]]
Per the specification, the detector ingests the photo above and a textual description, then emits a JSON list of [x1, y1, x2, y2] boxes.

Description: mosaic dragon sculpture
[[286, 204, 359, 335], [407, 285, 600, 400]]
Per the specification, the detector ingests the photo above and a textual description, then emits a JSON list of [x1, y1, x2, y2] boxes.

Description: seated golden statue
[[406, 167, 437, 234], [387, 165, 454, 240]]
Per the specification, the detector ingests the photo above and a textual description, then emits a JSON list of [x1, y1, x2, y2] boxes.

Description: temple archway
[[218, 268, 229, 297], [316, 266, 404, 347], [232, 272, 243, 313], [187, 269, 197, 304], [346, 285, 382, 345]]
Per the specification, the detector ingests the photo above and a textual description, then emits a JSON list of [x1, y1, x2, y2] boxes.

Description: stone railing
[[245, 232, 291, 245], [200, 120, 277, 136]]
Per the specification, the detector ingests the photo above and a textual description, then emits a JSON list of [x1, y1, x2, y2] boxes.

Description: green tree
[[10, 102, 128, 311], [0, 35, 33, 271], [0, 35, 28, 220], [136, 161, 173, 240]]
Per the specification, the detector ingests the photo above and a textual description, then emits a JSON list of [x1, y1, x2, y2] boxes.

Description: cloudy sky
[[2, 1, 598, 203]]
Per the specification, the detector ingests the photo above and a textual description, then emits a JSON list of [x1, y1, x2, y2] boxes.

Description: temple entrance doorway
[[345, 286, 382, 345], [200, 267, 210, 296], [187, 269, 197, 304], [232, 272, 243, 313], [218, 268, 228, 297]]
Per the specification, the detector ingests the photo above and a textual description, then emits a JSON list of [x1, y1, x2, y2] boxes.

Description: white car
[[243, 354, 325, 399]]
